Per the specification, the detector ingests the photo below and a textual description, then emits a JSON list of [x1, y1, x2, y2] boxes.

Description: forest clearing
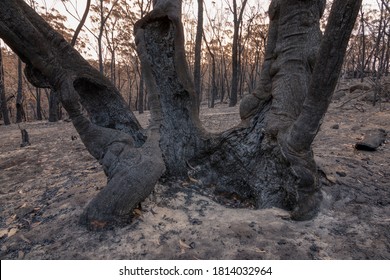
[[1, 81, 389, 259]]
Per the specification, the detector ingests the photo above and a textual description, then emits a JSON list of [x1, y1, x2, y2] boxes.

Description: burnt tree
[[0, 0, 362, 229], [0, 40, 11, 125]]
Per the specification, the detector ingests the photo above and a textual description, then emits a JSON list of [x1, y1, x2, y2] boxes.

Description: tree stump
[[20, 128, 30, 147]]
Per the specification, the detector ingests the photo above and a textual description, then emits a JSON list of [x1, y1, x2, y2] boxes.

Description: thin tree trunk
[[16, 58, 25, 123], [0, 41, 10, 125], [138, 70, 144, 114], [360, 7, 365, 82], [193, 0, 203, 108], [229, 0, 248, 107], [48, 89, 59, 122], [71, 0, 91, 47], [36, 87, 42, 120]]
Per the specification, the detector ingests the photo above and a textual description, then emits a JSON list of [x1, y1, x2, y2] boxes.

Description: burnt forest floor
[[0, 80, 389, 259]]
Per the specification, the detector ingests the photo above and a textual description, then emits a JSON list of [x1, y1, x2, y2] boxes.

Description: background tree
[[228, 0, 248, 107], [90, 0, 120, 75], [0, 40, 10, 125], [15, 58, 25, 123], [193, 0, 203, 108]]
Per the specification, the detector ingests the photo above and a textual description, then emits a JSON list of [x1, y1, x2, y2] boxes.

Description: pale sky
[[43, 0, 381, 32]]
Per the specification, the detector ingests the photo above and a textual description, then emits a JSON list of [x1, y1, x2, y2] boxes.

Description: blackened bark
[[0, 42, 10, 125], [193, 0, 203, 108], [20, 128, 30, 147], [16, 58, 25, 123], [135, 1, 210, 176], [36, 87, 42, 120], [48, 89, 59, 122], [0, 0, 164, 229], [286, 0, 363, 152], [138, 71, 145, 114]]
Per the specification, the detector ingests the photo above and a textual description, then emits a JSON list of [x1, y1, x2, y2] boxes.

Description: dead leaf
[[15, 203, 27, 210], [0, 229, 8, 238], [19, 234, 31, 244], [255, 248, 267, 253], [133, 209, 142, 217], [5, 215, 16, 226], [31, 222, 42, 228], [18, 251, 25, 259], [326, 175, 336, 183], [8, 228, 18, 237], [188, 177, 198, 183], [179, 239, 191, 250]]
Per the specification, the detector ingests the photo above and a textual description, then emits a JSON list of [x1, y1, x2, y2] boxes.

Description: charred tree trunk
[[0, 41, 11, 125], [138, 71, 145, 114], [229, 0, 248, 107], [0, 0, 362, 229], [36, 87, 42, 120], [48, 89, 59, 122], [193, 0, 203, 108], [16, 58, 25, 123]]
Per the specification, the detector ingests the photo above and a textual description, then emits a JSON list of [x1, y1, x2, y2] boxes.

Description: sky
[[43, 0, 382, 32], [1, 0, 383, 56]]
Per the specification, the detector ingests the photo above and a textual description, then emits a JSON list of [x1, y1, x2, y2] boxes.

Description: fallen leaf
[[18, 251, 25, 259], [133, 209, 142, 217], [179, 239, 191, 250], [31, 222, 42, 228], [0, 229, 8, 238], [8, 228, 18, 238], [15, 203, 27, 210], [188, 177, 198, 183], [255, 248, 267, 253], [19, 234, 31, 244], [6, 215, 17, 226]]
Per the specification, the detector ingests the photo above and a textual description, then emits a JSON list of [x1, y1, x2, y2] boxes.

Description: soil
[[0, 82, 389, 260]]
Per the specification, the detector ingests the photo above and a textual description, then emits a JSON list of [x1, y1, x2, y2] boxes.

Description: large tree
[[0, 0, 362, 230]]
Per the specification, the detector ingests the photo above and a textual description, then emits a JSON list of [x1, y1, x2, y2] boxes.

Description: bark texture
[[135, 0, 211, 177], [0, 0, 163, 229]]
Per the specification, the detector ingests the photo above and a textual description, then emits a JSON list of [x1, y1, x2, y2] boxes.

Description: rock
[[336, 171, 347, 177], [331, 124, 339, 129], [355, 129, 387, 151]]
